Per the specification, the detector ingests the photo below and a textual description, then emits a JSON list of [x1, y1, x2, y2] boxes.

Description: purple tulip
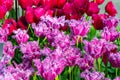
[[34, 51, 66, 80], [102, 27, 119, 42], [0, 28, 9, 43], [84, 38, 105, 59], [103, 17, 119, 29], [114, 77, 120, 80], [81, 70, 105, 80], [63, 46, 81, 66], [69, 17, 91, 37], [76, 54, 94, 70], [13, 29, 29, 44], [20, 41, 41, 59], [108, 52, 120, 68]]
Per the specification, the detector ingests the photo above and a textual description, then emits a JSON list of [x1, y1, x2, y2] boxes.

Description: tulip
[[105, 1, 117, 16], [25, 7, 35, 24], [86, 2, 100, 16], [95, 0, 104, 5], [2, 18, 17, 35]]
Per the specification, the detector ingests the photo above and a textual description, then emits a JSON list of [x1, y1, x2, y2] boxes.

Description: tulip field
[[0, 0, 120, 80]]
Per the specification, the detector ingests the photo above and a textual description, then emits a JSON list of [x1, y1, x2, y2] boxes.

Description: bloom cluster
[[0, 0, 13, 19], [0, 14, 119, 80], [0, 0, 120, 80]]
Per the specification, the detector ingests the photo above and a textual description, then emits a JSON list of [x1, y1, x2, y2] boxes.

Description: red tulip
[[2, 0, 13, 10], [34, 7, 46, 21], [2, 18, 17, 35], [56, 0, 66, 8], [105, 1, 117, 16], [45, 10, 53, 16], [32, 0, 41, 6], [0, 5, 7, 19], [95, 0, 104, 5], [41, 0, 57, 9], [86, 2, 100, 16], [92, 14, 104, 30], [73, 0, 89, 15], [18, 0, 32, 10], [25, 7, 34, 24]]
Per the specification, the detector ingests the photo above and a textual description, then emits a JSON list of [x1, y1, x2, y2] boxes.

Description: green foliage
[[8, 35, 18, 46], [86, 25, 97, 41], [12, 48, 23, 64]]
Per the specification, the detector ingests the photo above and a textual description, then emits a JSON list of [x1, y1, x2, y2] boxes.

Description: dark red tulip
[[73, 0, 89, 15], [60, 23, 68, 31], [92, 14, 109, 30], [56, 0, 66, 8], [53, 8, 64, 17], [63, 2, 77, 19], [17, 16, 28, 30], [105, 1, 117, 16], [69, 13, 81, 20], [92, 14, 104, 30]]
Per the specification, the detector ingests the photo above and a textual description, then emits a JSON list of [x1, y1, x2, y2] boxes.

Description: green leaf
[[8, 36, 18, 46], [12, 48, 23, 64], [116, 25, 120, 32], [8, 8, 16, 20], [87, 26, 96, 41]]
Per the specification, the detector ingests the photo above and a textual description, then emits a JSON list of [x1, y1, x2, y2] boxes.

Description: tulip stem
[[76, 37, 79, 48], [116, 68, 118, 77], [97, 58, 101, 72], [55, 75, 59, 80], [69, 67, 72, 80], [94, 59, 97, 70], [33, 72, 37, 80], [54, 9, 58, 17], [71, 66, 74, 80], [37, 37, 40, 43], [28, 24, 34, 37], [105, 65, 108, 77], [43, 37, 47, 42], [86, 16, 90, 21]]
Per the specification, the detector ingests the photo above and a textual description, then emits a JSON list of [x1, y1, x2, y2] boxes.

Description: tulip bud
[[87, 2, 100, 16], [105, 1, 117, 16]]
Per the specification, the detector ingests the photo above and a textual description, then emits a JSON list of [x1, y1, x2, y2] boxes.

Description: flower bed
[[0, 0, 120, 80]]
